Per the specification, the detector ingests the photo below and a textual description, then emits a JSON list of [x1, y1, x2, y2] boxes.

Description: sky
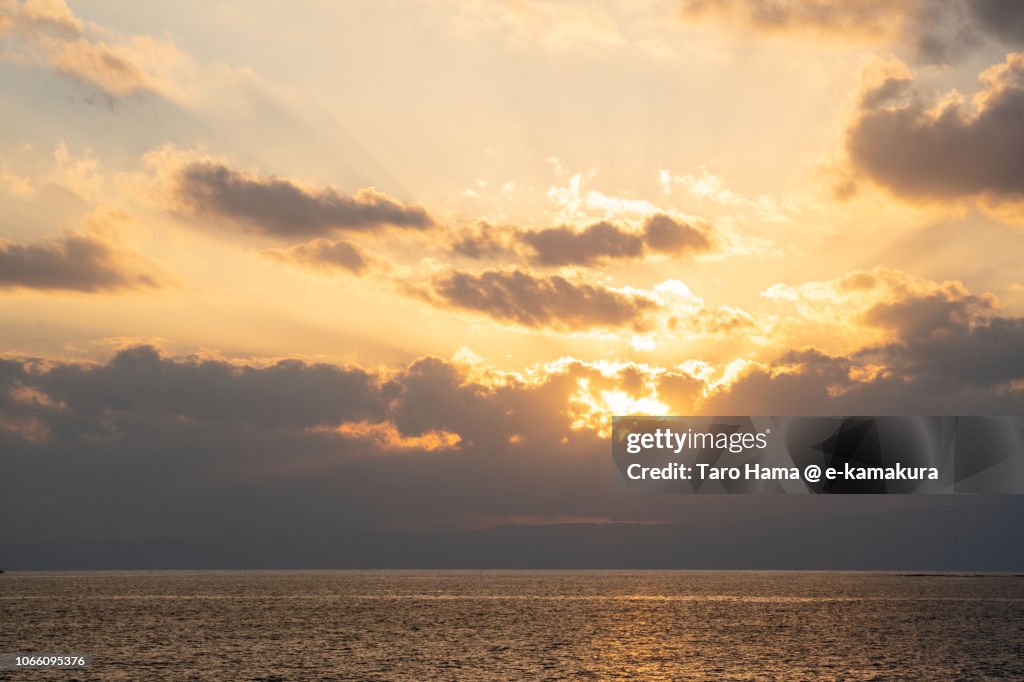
[[3, 0, 1024, 569]]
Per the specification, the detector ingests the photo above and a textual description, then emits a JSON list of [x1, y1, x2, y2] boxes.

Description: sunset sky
[[3, 0, 1024, 568]]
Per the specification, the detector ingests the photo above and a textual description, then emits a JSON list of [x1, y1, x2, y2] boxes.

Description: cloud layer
[[4, 341, 1024, 568]]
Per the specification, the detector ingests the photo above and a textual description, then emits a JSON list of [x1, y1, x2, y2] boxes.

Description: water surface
[[2, 571, 1022, 680]]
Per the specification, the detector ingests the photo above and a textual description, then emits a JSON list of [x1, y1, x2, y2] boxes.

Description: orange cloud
[[0, 0, 198, 101], [319, 420, 462, 452]]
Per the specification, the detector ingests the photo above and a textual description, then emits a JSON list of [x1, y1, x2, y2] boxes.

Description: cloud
[[451, 215, 714, 267], [523, 215, 712, 266], [846, 54, 1024, 208], [319, 420, 462, 452], [538, 169, 774, 257], [0, 0, 199, 101], [705, 315, 1024, 415], [174, 162, 434, 238], [914, 0, 1024, 62], [0, 0, 82, 35], [970, 0, 1024, 46], [424, 268, 659, 331], [711, 270, 1024, 414], [545, 172, 667, 223], [861, 288, 997, 343], [658, 167, 790, 223], [5, 338, 1021, 467], [28, 345, 384, 434], [642, 214, 712, 254], [762, 267, 1003, 356], [413, 266, 755, 338], [4, 345, 1024, 569], [763, 267, 989, 315], [263, 239, 372, 276], [0, 169, 33, 196], [0, 344, 697, 458], [857, 292, 1024, 391], [449, 222, 515, 260], [679, 0, 908, 40], [0, 231, 163, 293], [0, 344, 637, 457], [520, 221, 644, 266], [0, 346, 646, 567], [678, 1, 1024, 61]]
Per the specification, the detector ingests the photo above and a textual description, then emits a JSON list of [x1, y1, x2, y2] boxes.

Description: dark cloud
[[642, 214, 712, 254], [680, 0, 904, 35], [971, 0, 1024, 45], [706, 288, 1024, 414], [705, 342, 1024, 417], [702, 349, 855, 416], [1, 345, 606, 453], [263, 238, 371, 275], [684, 0, 901, 33], [522, 215, 711, 266], [176, 162, 434, 238], [861, 289, 997, 342], [521, 222, 644, 266], [910, 0, 981, 63], [449, 223, 513, 260], [32, 345, 383, 434], [453, 215, 713, 267], [915, 0, 1024, 61], [0, 232, 162, 293], [427, 268, 658, 330], [0, 346, 615, 556], [3, 345, 1024, 569], [865, 315, 1024, 392], [847, 54, 1024, 203], [858, 75, 913, 109], [679, 1, 1024, 62]]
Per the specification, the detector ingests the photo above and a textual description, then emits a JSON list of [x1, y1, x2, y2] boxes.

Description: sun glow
[[567, 377, 670, 437]]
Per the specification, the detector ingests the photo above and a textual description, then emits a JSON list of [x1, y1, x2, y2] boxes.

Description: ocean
[[2, 571, 1022, 680]]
